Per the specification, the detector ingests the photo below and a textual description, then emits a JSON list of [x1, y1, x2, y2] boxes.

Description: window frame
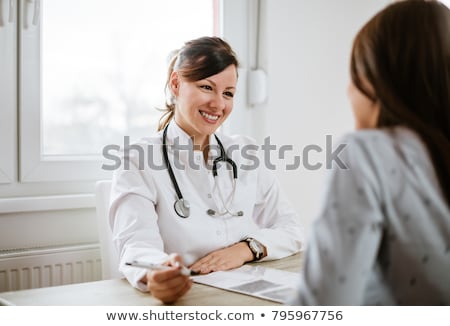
[[0, 0, 17, 184]]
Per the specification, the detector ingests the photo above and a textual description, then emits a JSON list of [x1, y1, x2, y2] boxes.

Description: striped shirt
[[292, 127, 450, 305]]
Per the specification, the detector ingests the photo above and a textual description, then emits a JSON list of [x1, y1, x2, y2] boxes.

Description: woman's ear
[[170, 71, 180, 96]]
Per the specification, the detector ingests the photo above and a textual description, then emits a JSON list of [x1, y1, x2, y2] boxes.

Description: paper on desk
[[192, 265, 299, 304]]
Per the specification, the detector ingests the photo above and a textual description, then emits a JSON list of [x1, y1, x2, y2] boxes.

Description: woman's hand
[[189, 242, 254, 274], [143, 254, 192, 304]]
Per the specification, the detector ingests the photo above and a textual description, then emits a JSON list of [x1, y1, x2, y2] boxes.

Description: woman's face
[[171, 64, 237, 147], [347, 78, 380, 130]]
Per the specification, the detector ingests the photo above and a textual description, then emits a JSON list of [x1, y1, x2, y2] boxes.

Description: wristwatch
[[243, 238, 266, 261]]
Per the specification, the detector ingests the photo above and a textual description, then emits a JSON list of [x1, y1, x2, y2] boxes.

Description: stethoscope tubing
[[162, 124, 240, 218]]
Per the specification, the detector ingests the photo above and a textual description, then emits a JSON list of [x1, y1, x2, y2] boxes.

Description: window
[[1, 0, 250, 187], [19, 0, 218, 182], [42, 0, 215, 156]]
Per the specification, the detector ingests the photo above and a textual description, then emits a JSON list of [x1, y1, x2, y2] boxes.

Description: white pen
[[125, 260, 198, 276]]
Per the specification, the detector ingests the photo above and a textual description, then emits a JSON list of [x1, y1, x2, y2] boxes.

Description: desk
[[0, 253, 302, 306]]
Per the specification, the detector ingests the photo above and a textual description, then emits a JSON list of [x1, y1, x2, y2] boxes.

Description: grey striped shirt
[[292, 127, 450, 305]]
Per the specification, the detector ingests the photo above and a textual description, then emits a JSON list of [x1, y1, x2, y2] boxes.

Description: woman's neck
[[191, 136, 210, 163], [191, 135, 208, 151], [172, 118, 209, 152]]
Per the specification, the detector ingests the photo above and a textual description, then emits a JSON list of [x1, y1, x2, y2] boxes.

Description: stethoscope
[[162, 124, 244, 218]]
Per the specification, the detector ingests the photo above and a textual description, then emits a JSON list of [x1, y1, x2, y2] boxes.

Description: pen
[[125, 260, 198, 276]]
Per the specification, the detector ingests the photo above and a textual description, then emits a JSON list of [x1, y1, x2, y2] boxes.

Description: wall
[[0, 1, 392, 291], [254, 0, 389, 235]]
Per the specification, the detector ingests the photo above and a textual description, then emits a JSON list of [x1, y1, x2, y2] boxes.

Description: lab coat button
[[207, 193, 212, 198]]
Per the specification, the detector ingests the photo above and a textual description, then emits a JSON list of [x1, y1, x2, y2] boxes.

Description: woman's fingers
[[189, 246, 247, 274], [190, 242, 254, 274], [166, 253, 184, 267], [189, 254, 215, 273], [146, 255, 192, 304], [149, 267, 183, 283], [149, 276, 192, 304]]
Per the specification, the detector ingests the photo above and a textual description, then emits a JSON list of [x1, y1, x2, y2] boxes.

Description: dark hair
[[158, 36, 239, 131], [350, 0, 450, 207]]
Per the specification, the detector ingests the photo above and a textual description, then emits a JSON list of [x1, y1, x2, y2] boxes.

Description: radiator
[[0, 244, 102, 292]]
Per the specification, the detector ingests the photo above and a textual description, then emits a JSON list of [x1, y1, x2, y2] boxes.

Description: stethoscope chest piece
[[163, 124, 243, 219], [174, 198, 190, 218]]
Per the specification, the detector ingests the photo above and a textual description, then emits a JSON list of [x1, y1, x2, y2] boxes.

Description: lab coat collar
[[166, 120, 220, 162]]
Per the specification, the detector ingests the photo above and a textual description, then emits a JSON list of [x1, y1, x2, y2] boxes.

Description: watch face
[[249, 239, 263, 258]]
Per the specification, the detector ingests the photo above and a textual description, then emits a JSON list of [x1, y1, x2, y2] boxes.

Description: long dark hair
[[158, 36, 239, 131], [350, 0, 450, 207]]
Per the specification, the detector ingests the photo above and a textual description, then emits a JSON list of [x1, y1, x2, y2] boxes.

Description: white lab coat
[[109, 121, 303, 291]]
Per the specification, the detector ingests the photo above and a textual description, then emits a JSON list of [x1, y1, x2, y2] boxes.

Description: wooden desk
[[0, 253, 302, 306]]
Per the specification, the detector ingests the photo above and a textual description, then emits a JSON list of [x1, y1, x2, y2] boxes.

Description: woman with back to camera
[[109, 36, 304, 303], [292, 0, 450, 305]]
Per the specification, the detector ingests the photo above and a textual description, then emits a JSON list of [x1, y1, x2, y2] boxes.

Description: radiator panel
[[0, 245, 101, 292]]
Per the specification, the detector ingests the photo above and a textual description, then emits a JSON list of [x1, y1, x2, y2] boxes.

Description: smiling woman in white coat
[[109, 36, 304, 304]]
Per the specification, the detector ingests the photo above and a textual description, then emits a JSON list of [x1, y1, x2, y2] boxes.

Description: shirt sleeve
[[292, 136, 385, 305], [109, 145, 169, 292], [247, 163, 305, 260]]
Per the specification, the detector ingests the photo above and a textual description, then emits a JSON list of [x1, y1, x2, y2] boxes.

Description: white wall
[[0, 0, 391, 262], [253, 0, 389, 235]]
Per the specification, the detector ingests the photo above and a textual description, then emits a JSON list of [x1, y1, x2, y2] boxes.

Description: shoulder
[[338, 128, 392, 150], [328, 127, 427, 195], [337, 127, 425, 165], [214, 132, 259, 163], [216, 132, 277, 187], [215, 131, 257, 148], [336, 128, 398, 163], [327, 129, 398, 183]]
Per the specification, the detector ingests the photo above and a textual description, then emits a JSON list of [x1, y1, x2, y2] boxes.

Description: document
[[192, 265, 299, 304]]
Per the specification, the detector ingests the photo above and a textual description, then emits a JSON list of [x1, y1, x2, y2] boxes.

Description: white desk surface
[[0, 253, 302, 306]]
